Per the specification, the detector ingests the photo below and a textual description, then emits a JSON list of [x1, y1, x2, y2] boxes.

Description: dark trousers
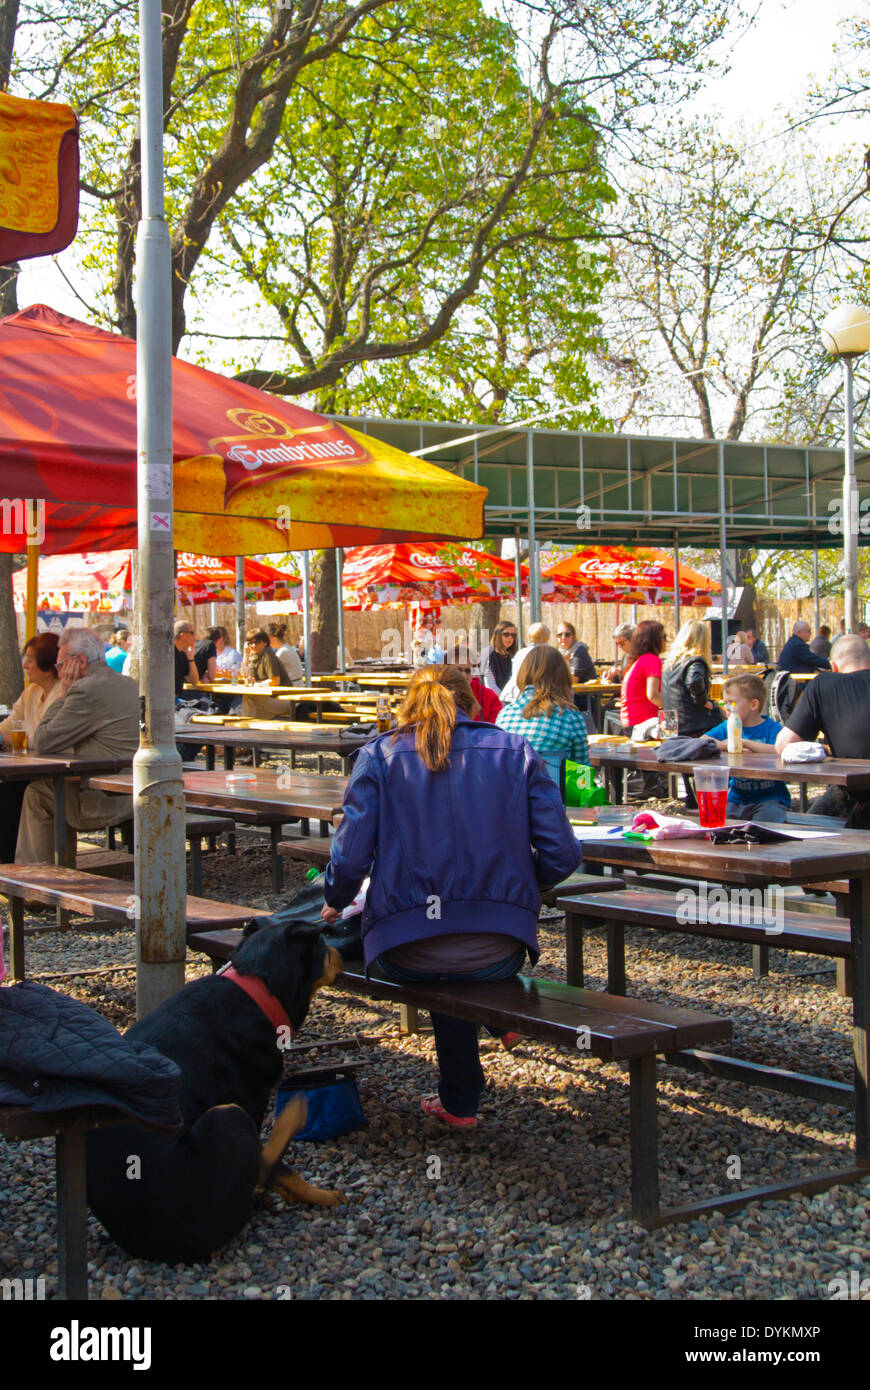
[[0, 780, 26, 861], [375, 945, 526, 1117]]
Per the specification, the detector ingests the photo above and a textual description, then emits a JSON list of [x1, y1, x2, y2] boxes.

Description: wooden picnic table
[[588, 743, 870, 811], [178, 720, 351, 772], [188, 683, 379, 720], [90, 767, 348, 826], [570, 823, 870, 1172], [0, 751, 134, 867]]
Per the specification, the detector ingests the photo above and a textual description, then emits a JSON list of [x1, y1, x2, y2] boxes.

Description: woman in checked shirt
[[495, 644, 589, 791]]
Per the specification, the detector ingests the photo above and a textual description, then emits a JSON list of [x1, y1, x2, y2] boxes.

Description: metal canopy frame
[[333, 415, 870, 552]]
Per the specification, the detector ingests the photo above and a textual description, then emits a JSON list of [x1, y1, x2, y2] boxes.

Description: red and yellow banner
[[0, 94, 79, 265]]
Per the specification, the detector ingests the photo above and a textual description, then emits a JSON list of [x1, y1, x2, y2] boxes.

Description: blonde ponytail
[[394, 666, 477, 771]]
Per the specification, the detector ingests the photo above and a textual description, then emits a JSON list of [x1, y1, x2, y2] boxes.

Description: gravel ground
[[2, 756, 869, 1301]]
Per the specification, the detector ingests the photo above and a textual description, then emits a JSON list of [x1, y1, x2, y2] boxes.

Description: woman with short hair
[[495, 644, 589, 788], [323, 665, 580, 1127], [0, 633, 63, 858]]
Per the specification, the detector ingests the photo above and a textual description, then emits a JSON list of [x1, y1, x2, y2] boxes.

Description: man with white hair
[[776, 634, 870, 821], [777, 620, 831, 674], [16, 626, 140, 864]]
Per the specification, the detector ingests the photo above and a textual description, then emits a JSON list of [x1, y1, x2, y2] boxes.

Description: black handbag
[[244, 880, 364, 961]]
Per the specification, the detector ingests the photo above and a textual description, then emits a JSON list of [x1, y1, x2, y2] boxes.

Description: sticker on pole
[[150, 511, 171, 531], [145, 465, 172, 499]]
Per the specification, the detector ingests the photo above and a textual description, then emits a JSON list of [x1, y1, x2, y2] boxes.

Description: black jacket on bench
[[0, 981, 182, 1130]]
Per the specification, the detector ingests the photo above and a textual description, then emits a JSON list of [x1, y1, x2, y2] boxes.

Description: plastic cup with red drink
[[694, 764, 729, 829]]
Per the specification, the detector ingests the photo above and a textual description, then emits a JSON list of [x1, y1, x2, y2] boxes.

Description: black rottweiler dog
[[87, 918, 345, 1263]]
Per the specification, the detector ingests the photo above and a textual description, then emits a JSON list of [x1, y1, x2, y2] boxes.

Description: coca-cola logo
[[576, 557, 664, 583]]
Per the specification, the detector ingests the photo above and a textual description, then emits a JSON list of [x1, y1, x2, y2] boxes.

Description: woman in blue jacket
[[321, 666, 581, 1128]]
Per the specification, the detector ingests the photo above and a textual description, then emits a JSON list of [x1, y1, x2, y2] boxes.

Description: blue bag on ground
[[275, 1067, 368, 1142]]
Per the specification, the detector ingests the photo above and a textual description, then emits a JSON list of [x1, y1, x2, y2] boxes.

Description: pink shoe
[[501, 1031, 522, 1051], [420, 1094, 478, 1129]]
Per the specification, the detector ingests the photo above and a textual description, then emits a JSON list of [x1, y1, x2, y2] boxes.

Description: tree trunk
[[0, 554, 23, 706], [463, 599, 501, 668], [309, 549, 338, 673]]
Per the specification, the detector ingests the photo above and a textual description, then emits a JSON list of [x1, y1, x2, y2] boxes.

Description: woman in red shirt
[[619, 620, 665, 734]]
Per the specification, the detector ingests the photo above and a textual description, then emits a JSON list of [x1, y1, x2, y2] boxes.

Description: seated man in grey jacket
[[16, 627, 139, 864]]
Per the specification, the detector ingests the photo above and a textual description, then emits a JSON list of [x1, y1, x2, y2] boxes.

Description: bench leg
[[56, 1130, 89, 1300], [189, 837, 204, 896], [271, 824, 283, 892], [205, 746, 216, 771], [629, 1054, 660, 1227], [607, 922, 626, 995], [10, 896, 24, 980], [225, 746, 235, 772], [319, 820, 329, 838], [399, 1005, 420, 1035], [752, 944, 770, 979], [565, 915, 584, 987], [837, 960, 855, 999], [253, 747, 261, 768]]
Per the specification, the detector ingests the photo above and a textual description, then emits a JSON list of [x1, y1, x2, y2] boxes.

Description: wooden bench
[[105, 815, 235, 895], [184, 927, 732, 1226], [558, 889, 855, 1108], [0, 1103, 147, 1300], [277, 835, 333, 869], [0, 866, 253, 982], [559, 888, 851, 993]]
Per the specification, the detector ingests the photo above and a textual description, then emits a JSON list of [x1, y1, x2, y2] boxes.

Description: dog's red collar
[[218, 965, 293, 1035]]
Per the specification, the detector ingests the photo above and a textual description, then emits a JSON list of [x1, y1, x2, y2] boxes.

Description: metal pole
[[844, 357, 859, 633], [526, 431, 541, 622], [336, 548, 345, 673], [813, 545, 821, 635], [133, 0, 186, 1017], [672, 534, 681, 634], [301, 550, 312, 684], [718, 443, 729, 674], [235, 556, 245, 651], [514, 528, 524, 646]]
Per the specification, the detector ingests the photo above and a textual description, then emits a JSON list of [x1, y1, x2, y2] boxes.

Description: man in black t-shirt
[[776, 635, 870, 818]]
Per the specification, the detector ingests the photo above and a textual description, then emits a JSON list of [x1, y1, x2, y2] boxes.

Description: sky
[[17, 0, 868, 327]]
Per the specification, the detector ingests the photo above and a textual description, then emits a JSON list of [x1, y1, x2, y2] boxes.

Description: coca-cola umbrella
[[341, 542, 532, 608], [541, 545, 720, 606], [12, 549, 302, 611]]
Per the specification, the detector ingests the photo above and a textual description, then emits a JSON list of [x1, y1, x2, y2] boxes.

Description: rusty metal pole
[[132, 0, 186, 1017]]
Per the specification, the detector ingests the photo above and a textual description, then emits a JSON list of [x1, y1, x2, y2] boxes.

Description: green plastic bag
[[564, 760, 608, 808]]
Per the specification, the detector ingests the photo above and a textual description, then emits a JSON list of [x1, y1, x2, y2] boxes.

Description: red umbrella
[[0, 305, 486, 555], [12, 549, 302, 609], [342, 542, 523, 607], [541, 545, 720, 606]]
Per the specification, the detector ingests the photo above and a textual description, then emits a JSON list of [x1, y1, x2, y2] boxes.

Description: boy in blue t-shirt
[[707, 674, 792, 823]]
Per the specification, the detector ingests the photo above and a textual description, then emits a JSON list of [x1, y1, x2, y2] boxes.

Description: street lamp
[[820, 304, 870, 633]]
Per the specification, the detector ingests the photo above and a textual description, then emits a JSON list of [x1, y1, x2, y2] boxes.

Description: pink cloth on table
[[620, 652, 662, 727], [632, 810, 707, 840]]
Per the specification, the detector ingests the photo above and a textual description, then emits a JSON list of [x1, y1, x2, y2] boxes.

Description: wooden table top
[[179, 722, 345, 752], [571, 825, 870, 886], [90, 768, 348, 820], [588, 745, 870, 788], [0, 752, 133, 780], [190, 683, 376, 701]]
